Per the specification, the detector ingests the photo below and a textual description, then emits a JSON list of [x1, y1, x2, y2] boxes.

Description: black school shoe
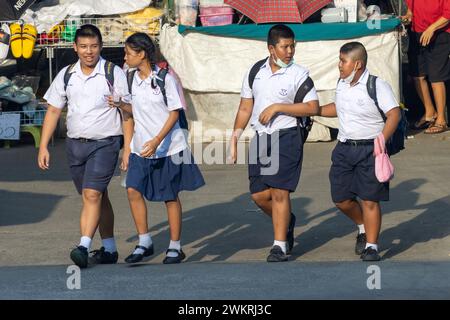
[[90, 247, 118, 264], [124, 244, 154, 264], [70, 245, 88, 268], [360, 246, 381, 261], [163, 248, 186, 264], [286, 213, 296, 254], [266, 245, 288, 262], [355, 233, 367, 255]]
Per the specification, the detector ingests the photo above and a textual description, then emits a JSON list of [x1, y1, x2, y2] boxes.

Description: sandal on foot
[[412, 115, 436, 130], [424, 123, 448, 134]]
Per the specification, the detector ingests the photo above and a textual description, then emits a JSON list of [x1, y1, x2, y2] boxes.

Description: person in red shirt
[[403, 0, 450, 133]]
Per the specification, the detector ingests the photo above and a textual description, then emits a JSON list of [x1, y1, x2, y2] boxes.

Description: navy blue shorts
[[248, 126, 305, 194], [126, 149, 205, 202], [329, 142, 389, 203], [65, 136, 123, 194]]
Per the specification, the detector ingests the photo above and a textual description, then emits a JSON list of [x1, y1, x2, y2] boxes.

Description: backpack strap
[[294, 77, 314, 104], [248, 58, 268, 90], [294, 76, 315, 129], [63, 63, 76, 92], [104, 60, 115, 87], [367, 74, 387, 122], [156, 67, 168, 106], [156, 67, 189, 130], [126, 69, 137, 95]]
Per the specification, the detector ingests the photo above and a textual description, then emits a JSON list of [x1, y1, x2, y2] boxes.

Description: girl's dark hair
[[75, 24, 102, 44], [125, 32, 156, 69]]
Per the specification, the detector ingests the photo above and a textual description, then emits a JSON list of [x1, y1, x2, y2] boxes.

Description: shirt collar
[[263, 57, 292, 75], [134, 65, 163, 86], [339, 68, 369, 87], [72, 57, 105, 76]]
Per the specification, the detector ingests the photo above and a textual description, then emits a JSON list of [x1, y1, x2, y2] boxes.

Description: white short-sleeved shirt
[[124, 67, 187, 159], [335, 69, 399, 142], [240, 58, 319, 135], [44, 57, 129, 139]]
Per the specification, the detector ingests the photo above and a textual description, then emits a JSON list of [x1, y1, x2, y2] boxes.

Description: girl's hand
[[140, 136, 161, 158]]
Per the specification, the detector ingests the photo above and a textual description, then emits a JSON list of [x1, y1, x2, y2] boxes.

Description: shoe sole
[[70, 251, 88, 268], [267, 256, 289, 262], [362, 255, 381, 262], [163, 253, 186, 264]]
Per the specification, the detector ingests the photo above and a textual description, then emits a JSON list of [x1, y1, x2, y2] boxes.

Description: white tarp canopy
[[160, 24, 400, 142], [22, 0, 152, 33]]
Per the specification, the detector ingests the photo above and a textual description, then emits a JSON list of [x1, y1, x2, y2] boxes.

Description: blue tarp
[[178, 18, 401, 42]]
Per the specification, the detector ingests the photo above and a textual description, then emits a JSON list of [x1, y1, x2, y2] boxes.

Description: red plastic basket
[[199, 5, 234, 26]]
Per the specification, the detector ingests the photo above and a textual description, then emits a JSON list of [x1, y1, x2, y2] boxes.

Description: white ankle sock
[[79, 236, 92, 251], [167, 240, 181, 258], [273, 240, 287, 254], [357, 224, 365, 234], [102, 237, 117, 253], [365, 242, 378, 251], [133, 233, 153, 255]]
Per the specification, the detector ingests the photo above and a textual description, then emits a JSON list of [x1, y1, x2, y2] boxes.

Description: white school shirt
[[124, 68, 187, 159], [240, 58, 319, 135], [44, 57, 129, 139], [335, 69, 399, 142]]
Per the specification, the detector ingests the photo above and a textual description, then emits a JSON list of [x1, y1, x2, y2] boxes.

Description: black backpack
[[248, 58, 315, 134], [126, 67, 189, 131], [366, 75, 407, 156], [64, 60, 115, 91]]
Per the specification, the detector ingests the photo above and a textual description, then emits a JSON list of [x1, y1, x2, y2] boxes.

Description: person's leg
[[414, 76, 437, 122], [166, 197, 182, 241], [124, 187, 154, 262], [425, 81, 448, 133], [163, 197, 186, 263], [127, 187, 149, 235], [99, 189, 114, 239], [360, 200, 382, 246], [335, 199, 364, 225], [359, 200, 382, 261], [80, 188, 103, 240], [270, 188, 290, 243], [251, 189, 272, 217]]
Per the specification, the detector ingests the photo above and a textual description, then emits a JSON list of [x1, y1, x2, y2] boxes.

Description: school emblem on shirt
[[357, 98, 365, 106], [152, 86, 161, 95], [279, 89, 288, 96]]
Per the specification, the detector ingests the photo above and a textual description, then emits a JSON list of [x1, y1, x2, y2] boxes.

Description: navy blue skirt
[[126, 149, 205, 202]]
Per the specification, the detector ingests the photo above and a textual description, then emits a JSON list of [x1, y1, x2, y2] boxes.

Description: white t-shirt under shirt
[[124, 67, 188, 159], [335, 69, 399, 142], [240, 58, 319, 135], [44, 57, 128, 139]]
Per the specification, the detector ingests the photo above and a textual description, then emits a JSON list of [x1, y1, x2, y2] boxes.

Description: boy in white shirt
[[319, 42, 401, 261], [230, 25, 319, 262]]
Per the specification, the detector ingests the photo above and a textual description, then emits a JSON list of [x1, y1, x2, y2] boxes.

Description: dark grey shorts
[[248, 127, 305, 194], [329, 141, 389, 203], [65, 136, 123, 194]]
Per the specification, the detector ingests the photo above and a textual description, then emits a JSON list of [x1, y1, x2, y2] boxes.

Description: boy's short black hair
[[267, 24, 295, 47], [340, 42, 368, 66], [75, 24, 102, 44]]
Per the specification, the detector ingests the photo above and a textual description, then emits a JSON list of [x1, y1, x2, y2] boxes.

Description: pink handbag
[[374, 133, 394, 183]]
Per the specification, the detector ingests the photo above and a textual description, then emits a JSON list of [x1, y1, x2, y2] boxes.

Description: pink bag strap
[[374, 133, 386, 156]]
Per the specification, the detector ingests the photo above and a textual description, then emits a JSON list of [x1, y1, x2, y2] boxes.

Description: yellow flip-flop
[[22, 24, 37, 59], [9, 23, 22, 59]]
